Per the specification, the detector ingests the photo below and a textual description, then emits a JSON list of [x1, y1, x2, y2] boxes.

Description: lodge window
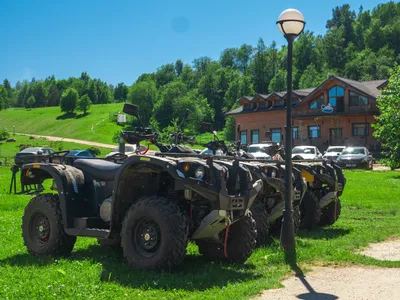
[[292, 127, 298, 139], [251, 130, 259, 144], [274, 99, 284, 107], [267, 101, 272, 107], [352, 123, 369, 136], [243, 103, 251, 110], [328, 86, 344, 107], [309, 95, 324, 109], [349, 92, 368, 106], [259, 101, 266, 108], [271, 128, 282, 143], [240, 130, 248, 144], [308, 125, 321, 138], [292, 98, 300, 106]]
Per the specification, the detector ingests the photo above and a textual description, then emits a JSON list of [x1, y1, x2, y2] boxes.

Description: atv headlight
[[195, 166, 205, 180], [271, 169, 276, 178]]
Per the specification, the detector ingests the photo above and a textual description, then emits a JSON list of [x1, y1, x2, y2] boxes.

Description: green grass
[[0, 104, 124, 144], [0, 135, 112, 165], [0, 169, 399, 299]]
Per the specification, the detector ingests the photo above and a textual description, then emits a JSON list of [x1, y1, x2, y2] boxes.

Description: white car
[[292, 146, 323, 160], [323, 146, 346, 162], [247, 144, 273, 160], [105, 144, 147, 158]]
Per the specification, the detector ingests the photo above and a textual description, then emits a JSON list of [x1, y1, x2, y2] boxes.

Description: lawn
[[0, 104, 124, 144], [0, 169, 399, 299]]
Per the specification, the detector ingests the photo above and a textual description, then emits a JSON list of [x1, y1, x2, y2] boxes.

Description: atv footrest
[[67, 228, 110, 238], [73, 217, 103, 229]]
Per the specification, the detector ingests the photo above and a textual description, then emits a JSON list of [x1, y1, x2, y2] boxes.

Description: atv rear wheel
[[319, 198, 341, 226], [22, 194, 76, 256], [196, 215, 257, 264], [250, 199, 270, 247], [121, 196, 187, 271], [300, 191, 321, 230]]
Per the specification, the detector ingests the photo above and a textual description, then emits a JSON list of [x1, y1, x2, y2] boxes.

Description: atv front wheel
[[300, 191, 321, 230], [196, 215, 257, 264], [22, 194, 76, 256], [270, 206, 301, 236], [250, 199, 270, 246], [121, 196, 187, 271], [319, 198, 341, 226]]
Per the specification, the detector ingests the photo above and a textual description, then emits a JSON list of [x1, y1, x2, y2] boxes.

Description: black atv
[[276, 147, 346, 228], [19, 104, 262, 271], [163, 122, 307, 246]]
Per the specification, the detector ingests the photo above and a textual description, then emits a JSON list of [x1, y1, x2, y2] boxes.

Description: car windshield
[[326, 147, 344, 153], [68, 150, 79, 155], [248, 146, 270, 153], [293, 147, 315, 154], [342, 148, 366, 155]]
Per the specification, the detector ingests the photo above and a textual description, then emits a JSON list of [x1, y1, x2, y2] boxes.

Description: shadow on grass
[[56, 112, 90, 120], [296, 228, 351, 240], [0, 245, 260, 291]]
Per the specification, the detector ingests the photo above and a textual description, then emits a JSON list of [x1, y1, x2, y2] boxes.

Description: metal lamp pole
[[276, 9, 306, 263]]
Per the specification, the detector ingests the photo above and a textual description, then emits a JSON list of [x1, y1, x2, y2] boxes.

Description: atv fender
[[20, 163, 85, 231]]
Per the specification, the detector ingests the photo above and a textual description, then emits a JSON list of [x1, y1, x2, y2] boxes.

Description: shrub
[[0, 127, 11, 140], [87, 147, 101, 156]]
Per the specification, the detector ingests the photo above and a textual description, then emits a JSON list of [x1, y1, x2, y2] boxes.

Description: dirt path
[[256, 266, 400, 300], [19, 133, 115, 149], [360, 239, 400, 261]]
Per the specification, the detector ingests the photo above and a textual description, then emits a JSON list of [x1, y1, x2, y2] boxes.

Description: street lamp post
[[276, 9, 306, 261]]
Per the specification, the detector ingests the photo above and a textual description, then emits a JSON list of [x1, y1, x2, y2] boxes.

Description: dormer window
[[259, 101, 266, 108], [275, 99, 283, 106], [243, 103, 251, 110], [309, 95, 324, 109]]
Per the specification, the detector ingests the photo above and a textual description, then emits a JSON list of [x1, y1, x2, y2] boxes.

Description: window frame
[[240, 130, 248, 145], [328, 86, 345, 107], [292, 127, 299, 139], [309, 95, 325, 110], [274, 99, 284, 107], [352, 123, 369, 137], [251, 129, 259, 144], [270, 128, 282, 143], [349, 91, 369, 107], [308, 125, 321, 139]]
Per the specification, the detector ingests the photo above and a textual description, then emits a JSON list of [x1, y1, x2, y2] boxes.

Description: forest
[[0, 2, 399, 135]]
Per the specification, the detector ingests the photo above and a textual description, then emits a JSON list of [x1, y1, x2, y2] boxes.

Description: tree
[[155, 64, 176, 87], [220, 48, 238, 69], [47, 83, 61, 106], [114, 82, 128, 102], [252, 38, 268, 94], [127, 80, 158, 124], [175, 59, 183, 76], [60, 88, 79, 113], [3, 79, 12, 99], [30, 81, 48, 107], [299, 64, 325, 89], [77, 94, 92, 115], [237, 44, 253, 74], [27, 95, 36, 109], [268, 70, 287, 92], [373, 65, 400, 169]]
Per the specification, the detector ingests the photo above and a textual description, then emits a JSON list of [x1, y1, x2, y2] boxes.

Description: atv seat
[[74, 159, 121, 181]]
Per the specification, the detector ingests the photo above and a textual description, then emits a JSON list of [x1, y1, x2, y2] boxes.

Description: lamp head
[[276, 8, 305, 37]]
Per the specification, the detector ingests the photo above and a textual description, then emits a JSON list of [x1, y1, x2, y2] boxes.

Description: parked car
[[105, 144, 146, 158], [323, 146, 346, 162], [247, 144, 273, 160], [66, 150, 96, 158], [336, 147, 373, 169], [14, 147, 56, 166], [292, 146, 323, 160]]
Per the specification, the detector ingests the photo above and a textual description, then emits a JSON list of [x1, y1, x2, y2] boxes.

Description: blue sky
[[0, 0, 385, 86]]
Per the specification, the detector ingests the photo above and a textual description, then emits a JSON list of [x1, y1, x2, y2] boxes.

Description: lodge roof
[[227, 75, 387, 116]]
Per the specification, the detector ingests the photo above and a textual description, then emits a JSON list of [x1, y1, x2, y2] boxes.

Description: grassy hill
[[0, 104, 124, 144], [0, 104, 229, 151]]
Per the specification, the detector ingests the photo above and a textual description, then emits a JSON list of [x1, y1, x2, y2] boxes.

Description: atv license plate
[[294, 191, 301, 201], [346, 164, 356, 167]]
